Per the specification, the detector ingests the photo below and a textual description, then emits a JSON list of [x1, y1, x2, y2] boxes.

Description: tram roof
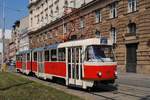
[[32, 44, 59, 52], [32, 47, 44, 52], [16, 49, 32, 55], [45, 44, 59, 50], [58, 38, 112, 48]]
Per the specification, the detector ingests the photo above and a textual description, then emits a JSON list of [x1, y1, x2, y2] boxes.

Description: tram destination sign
[[100, 37, 108, 45]]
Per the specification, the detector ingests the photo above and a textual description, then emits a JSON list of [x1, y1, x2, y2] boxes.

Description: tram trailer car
[[16, 38, 117, 89], [16, 50, 32, 74]]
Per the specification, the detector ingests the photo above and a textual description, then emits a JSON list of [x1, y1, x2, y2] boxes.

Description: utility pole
[[1, 0, 5, 68]]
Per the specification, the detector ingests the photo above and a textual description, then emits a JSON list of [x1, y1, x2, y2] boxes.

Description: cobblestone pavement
[[14, 72, 150, 100]]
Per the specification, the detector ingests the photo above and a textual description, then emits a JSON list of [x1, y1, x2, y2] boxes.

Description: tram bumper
[[83, 64, 117, 84]]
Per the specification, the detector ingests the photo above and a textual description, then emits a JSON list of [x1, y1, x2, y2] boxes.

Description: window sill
[[94, 22, 102, 25], [124, 10, 139, 16], [107, 16, 118, 20], [79, 27, 85, 30], [125, 33, 137, 37]]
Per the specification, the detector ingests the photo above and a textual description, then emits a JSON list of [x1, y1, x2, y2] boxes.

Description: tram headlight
[[98, 72, 102, 77], [115, 71, 118, 76], [115, 71, 118, 78]]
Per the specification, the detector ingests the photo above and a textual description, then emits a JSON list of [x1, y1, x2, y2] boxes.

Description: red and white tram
[[16, 38, 117, 89]]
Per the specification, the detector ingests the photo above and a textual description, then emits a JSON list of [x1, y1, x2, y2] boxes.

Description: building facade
[[9, 16, 30, 60], [19, 16, 29, 52], [8, 40, 16, 61], [28, 0, 93, 31], [13, 21, 20, 53], [8, 21, 20, 61], [29, 0, 150, 74]]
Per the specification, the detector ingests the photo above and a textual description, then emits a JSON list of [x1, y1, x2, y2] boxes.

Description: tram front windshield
[[87, 45, 115, 62]]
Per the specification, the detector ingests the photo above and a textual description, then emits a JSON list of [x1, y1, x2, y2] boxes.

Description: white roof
[[58, 38, 113, 48]]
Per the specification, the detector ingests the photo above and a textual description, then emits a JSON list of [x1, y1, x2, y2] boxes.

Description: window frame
[[51, 49, 57, 61], [44, 50, 50, 61], [80, 17, 84, 28], [128, 23, 137, 34], [110, 27, 117, 44], [110, 2, 117, 18], [95, 10, 101, 23], [33, 52, 38, 61], [63, 23, 67, 34], [128, 0, 137, 13], [58, 48, 66, 62], [27, 53, 30, 61]]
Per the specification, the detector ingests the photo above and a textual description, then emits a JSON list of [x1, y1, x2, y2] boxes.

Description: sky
[[0, 0, 28, 52], [0, 0, 28, 29]]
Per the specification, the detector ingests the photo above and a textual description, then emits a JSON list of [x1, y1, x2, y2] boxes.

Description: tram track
[[88, 84, 150, 100], [89, 90, 145, 100], [14, 72, 150, 100]]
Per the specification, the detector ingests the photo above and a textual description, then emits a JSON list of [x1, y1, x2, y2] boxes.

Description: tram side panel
[[44, 62, 66, 79], [26, 61, 32, 74], [32, 61, 38, 73], [16, 61, 22, 72]]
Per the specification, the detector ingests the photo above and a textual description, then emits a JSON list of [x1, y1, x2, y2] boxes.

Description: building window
[[30, 18, 33, 27], [110, 3, 117, 18], [128, 23, 136, 34], [95, 30, 101, 38], [63, 23, 67, 33], [80, 17, 84, 28], [128, 0, 137, 13], [95, 10, 101, 23], [37, 15, 39, 24], [50, 9, 53, 18], [56, 5, 59, 14], [110, 27, 117, 43], [41, 16, 43, 22], [64, 0, 68, 8]]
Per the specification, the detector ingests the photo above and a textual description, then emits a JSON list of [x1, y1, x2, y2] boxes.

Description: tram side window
[[27, 53, 30, 61], [51, 49, 57, 61], [20, 55, 23, 61], [45, 50, 50, 61], [16, 55, 20, 61], [58, 48, 65, 61], [22, 54, 26, 61], [33, 52, 37, 61]]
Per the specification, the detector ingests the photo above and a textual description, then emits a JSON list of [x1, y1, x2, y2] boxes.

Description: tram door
[[38, 51, 44, 74], [22, 54, 26, 71], [68, 47, 82, 86]]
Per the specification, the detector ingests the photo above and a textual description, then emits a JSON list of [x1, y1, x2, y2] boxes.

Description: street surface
[[13, 72, 150, 100]]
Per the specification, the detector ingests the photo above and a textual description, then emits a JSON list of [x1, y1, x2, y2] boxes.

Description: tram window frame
[[20, 55, 23, 61], [22, 54, 26, 61], [27, 53, 30, 61], [58, 48, 66, 62], [16, 55, 20, 61], [44, 50, 50, 61], [33, 52, 38, 61], [51, 49, 57, 61]]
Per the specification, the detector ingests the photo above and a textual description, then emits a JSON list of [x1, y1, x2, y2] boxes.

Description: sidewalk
[[116, 72, 150, 88]]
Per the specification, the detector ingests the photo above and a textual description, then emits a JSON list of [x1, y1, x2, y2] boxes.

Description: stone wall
[[29, 0, 150, 74]]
